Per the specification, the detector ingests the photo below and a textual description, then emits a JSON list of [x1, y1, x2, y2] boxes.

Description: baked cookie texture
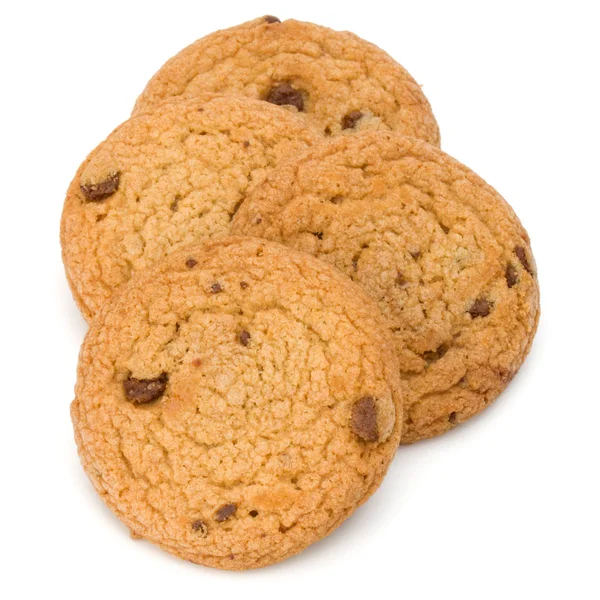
[[71, 237, 403, 570], [232, 133, 540, 443], [133, 16, 440, 144], [60, 95, 318, 321]]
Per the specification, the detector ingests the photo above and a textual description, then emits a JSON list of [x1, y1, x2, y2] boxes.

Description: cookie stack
[[62, 16, 539, 570]]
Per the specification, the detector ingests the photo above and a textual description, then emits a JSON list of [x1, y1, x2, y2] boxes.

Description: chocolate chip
[[191, 520, 208, 536], [243, 140, 250, 148], [230, 198, 244, 219], [505, 264, 518, 288], [312, 232, 324, 240], [215, 503, 237, 522], [351, 396, 379, 442], [324, 127, 332, 136], [265, 83, 305, 111], [239, 330, 251, 346], [395, 271, 407, 287], [341, 110, 364, 130], [410, 250, 421, 260], [185, 258, 197, 268], [249, 510, 259, 517], [330, 196, 344, 204], [192, 358, 202, 367], [170, 195, 180, 212], [468, 298, 491, 318], [449, 411, 458, 424], [240, 281, 249, 289], [515, 246, 533, 275], [81, 172, 120, 202], [440, 224, 450, 234], [210, 282, 223, 294], [123, 373, 168, 404], [423, 344, 449, 363], [264, 15, 280, 23]]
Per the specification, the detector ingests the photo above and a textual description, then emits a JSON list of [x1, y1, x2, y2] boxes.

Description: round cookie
[[60, 95, 319, 321], [71, 237, 403, 570], [232, 133, 540, 443], [133, 16, 440, 144]]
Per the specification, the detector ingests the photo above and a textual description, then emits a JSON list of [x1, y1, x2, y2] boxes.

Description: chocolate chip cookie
[[71, 236, 403, 569], [60, 95, 318, 321], [133, 17, 440, 144], [232, 133, 540, 443]]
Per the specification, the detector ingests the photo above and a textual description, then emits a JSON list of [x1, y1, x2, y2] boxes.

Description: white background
[[1, 1, 599, 598]]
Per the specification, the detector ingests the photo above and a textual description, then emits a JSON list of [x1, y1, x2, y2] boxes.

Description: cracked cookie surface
[[232, 133, 540, 443], [60, 95, 318, 321], [71, 237, 403, 570], [133, 17, 440, 144]]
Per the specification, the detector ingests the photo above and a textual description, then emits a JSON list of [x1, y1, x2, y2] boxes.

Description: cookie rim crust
[[132, 16, 440, 145], [60, 94, 319, 322], [232, 132, 540, 443], [71, 236, 403, 570]]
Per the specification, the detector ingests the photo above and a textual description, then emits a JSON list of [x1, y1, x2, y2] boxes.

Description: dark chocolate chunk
[[123, 373, 168, 404], [505, 264, 518, 288], [81, 172, 120, 202], [468, 298, 491, 318], [351, 396, 379, 442], [191, 520, 208, 536], [215, 503, 237, 522], [515, 246, 533, 275], [185, 258, 197, 268], [239, 330, 251, 346], [423, 344, 449, 363], [449, 411, 458, 424], [341, 110, 364, 130], [264, 15, 281, 23], [265, 83, 305, 111], [395, 271, 407, 287]]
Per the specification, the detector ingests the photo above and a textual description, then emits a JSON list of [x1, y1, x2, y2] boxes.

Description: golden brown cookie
[[232, 133, 540, 443], [60, 95, 319, 321], [71, 237, 403, 570], [133, 17, 440, 144]]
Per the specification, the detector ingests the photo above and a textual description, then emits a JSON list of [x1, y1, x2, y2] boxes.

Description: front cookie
[[133, 17, 440, 144], [71, 237, 403, 569], [60, 95, 319, 321], [232, 133, 540, 443]]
